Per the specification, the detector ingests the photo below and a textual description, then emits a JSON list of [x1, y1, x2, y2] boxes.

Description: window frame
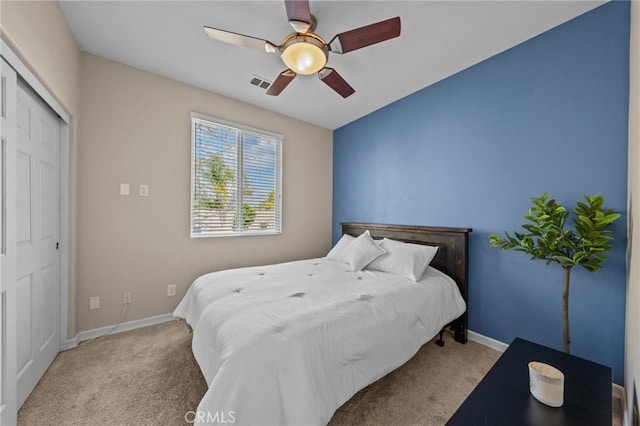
[[190, 112, 283, 238]]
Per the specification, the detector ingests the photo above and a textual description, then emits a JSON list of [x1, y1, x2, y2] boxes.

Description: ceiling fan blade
[[318, 68, 355, 98], [204, 26, 277, 53], [285, 0, 312, 33], [266, 70, 297, 96], [328, 16, 401, 54]]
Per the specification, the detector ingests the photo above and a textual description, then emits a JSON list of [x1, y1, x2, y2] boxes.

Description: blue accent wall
[[333, 2, 629, 383]]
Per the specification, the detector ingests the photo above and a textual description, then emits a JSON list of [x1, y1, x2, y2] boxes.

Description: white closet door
[[15, 80, 60, 409], [1, 57, 18, 426]]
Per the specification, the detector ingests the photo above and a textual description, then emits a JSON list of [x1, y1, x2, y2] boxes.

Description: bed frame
[[341, 222, 472, 344]]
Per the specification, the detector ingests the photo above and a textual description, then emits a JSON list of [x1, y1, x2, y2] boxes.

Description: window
[[190, 113, 282, 237]]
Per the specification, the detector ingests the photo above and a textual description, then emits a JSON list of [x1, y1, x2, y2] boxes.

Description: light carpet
[[16, 319, 575, 425]]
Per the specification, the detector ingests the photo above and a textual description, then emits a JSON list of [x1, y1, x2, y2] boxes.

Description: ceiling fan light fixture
[[280, 35, 327, 75], [203, 1, 401, 97]]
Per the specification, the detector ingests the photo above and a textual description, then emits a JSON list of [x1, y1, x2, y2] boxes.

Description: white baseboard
[[63, 335, 79, 350], [63, 313, 175, 350], [467, 330, 509, 352], [614, 383, 625, 399], [613, 383, 628, 426]]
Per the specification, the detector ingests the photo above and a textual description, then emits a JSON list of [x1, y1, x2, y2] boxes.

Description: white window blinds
[[190, 113, 282, 237]]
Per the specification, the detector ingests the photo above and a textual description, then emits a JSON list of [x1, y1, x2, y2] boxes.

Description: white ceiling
[[59, 1, 604, 130]]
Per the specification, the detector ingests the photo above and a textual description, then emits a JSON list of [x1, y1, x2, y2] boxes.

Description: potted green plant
[[489, 193, 620, 353]]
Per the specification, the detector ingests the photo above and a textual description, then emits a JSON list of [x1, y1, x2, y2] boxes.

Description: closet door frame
[[1, 39, 71, 418], [1, 54, 18, 426]]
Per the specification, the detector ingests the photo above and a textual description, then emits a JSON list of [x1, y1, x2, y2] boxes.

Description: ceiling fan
[[203, 0, 401, 98]]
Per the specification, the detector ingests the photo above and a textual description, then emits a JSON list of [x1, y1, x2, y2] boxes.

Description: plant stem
[[563, 266, 572, 353]]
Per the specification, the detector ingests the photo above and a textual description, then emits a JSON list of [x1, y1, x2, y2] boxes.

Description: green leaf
[[490, 192, 620, 274]]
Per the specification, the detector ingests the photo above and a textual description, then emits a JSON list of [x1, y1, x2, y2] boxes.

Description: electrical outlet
[[89, 296, 100, 310], [167, 284, 176, 296], [122, 291, 132, 305], [139, 184, 149, 197]]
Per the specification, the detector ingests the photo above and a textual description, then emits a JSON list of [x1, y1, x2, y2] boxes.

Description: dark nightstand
[[447, 337, 612, 426]]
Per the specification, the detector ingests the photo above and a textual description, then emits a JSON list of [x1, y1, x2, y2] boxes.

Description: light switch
[[139, 185, 149, 197], [120, 183, 130, 196]]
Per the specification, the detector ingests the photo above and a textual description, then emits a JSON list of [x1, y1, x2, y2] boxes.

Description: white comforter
[[174, 258, 466, 426]]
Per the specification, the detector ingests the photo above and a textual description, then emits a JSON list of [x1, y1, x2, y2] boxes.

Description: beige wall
[[1, 2, 332, 335], [78, 53, 333, 331], [627, 1, 640, 421], [1, 0, 81, 336]]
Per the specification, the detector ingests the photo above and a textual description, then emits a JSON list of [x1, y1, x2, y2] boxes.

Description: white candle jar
[[528, 361, 564, 407]]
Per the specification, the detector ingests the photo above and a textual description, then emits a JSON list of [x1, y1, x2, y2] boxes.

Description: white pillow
[[366, 238, 439, 281], [326, 234, 355, 262], [343, 230, 386, 272]]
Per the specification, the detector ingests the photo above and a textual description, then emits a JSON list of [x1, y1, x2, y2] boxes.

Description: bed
[[174, 223, 471, 426]]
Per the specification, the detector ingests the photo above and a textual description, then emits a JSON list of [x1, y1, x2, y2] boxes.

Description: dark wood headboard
[[341, 222, 472, 343]]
